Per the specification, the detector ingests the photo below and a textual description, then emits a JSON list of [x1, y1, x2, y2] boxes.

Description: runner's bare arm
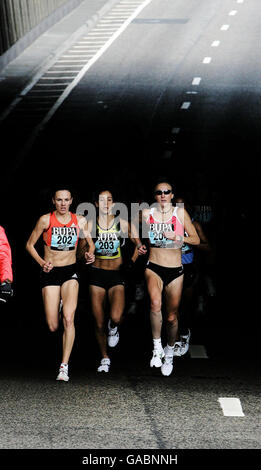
[[164, 208, 200, 245], [25, 214, 52, 270], [182, 209, 200, 245], [78, 216, 95, 264], [193, 220, 211, 250]]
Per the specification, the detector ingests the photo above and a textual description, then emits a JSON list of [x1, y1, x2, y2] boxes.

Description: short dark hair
[[51, 187, 73, 199]]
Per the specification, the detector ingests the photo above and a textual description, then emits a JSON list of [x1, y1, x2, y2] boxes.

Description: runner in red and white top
[[133, 179, 200, 376], [26, 188, 95, 382], [0, 226, 13, 303]]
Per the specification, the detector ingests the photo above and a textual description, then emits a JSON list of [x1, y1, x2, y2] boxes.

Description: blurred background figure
[[173, 196, 211, 356]]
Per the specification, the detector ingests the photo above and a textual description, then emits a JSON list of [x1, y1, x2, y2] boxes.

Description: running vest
[[43, 212, 80, 251], [147, 207, 184, 249], [95, 220, 124, 259]]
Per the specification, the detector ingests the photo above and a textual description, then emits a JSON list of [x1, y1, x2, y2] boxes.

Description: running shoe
[[150, 348, 165, 368], [56, 364, 69, 382], [108, 319, 119, 347], [97, 358, 111, 373], [161, 348, 174, 376], [173, 342, 182, 357], [179, 329, 191, 356]]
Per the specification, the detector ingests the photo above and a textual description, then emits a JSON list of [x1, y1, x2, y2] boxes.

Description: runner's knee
[[47, 320, 59, 332], [166, 311, 178, 324], [95, 317, 105, 332], [110, 312, 122, 325], [150, 298, 162, 313], [62, 311, 75, 329]]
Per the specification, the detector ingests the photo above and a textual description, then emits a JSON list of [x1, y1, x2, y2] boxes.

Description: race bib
[[95, 232, 120, 257], [51, 226, 78, 251], [148, 222, 175, 248]]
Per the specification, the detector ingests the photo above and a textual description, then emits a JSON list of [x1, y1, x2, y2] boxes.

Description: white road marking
[[192, 77, 201, 85], [57, 60, 90, 63], [211, 40, 220, 47], [203, 57, 212, 63], [237, 0, 244, 3], [221, 24, 230, 30], [189, 345, 208, 358], [229, 10, 237, 16], [51, 66, 83, 68], [181, 102, 191, 109], [218, 398, 245, 417], [45, 70, 81, 73]]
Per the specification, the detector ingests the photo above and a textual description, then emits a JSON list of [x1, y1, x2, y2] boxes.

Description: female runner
[[26, 188, 95, 381], [134, 179, 200, 376], [85, 189, 129, 373]]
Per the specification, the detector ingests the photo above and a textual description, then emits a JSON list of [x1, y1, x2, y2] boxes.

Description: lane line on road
[[211, 40, 220, 47], [181, 102, 191, 109], [229, 10, 237, 16], [203, 57, 212, 63], [218, 398, 245, 417], [192, 77, 201, 85]]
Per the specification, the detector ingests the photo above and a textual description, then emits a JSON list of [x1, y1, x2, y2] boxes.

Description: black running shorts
[[40, 263, 79, 288], [89, 266, 125, 290], [146, 262, 184, 287]]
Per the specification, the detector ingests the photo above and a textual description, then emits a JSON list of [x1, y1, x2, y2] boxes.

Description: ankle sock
[[153, 338, 162, 350], [165, 344, 174, 355]]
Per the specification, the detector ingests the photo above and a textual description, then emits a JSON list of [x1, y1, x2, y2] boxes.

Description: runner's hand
[[138, 244, 147, 255], [164, 232, 183, 248], [85, 252, 95, 264], [42, 261, 53, 272], [163, 231, 176, 240]]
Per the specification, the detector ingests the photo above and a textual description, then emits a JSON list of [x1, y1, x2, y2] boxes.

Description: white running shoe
[[97, 358, 111, 373], [150, 348, 165, 368], [108, 320, 119, 347], [56, 364, 69, 382], [179, 330, 191, 356], [161, 348, 174, 376], [173, 342, 183, 357]]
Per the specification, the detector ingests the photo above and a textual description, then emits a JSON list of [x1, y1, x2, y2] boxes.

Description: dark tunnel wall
[[0, 0, 84, 69]]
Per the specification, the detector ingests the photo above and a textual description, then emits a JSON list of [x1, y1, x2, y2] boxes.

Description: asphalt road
[[0, 0, 260, 458]]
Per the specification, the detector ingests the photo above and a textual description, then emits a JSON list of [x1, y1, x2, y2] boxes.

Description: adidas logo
[[71, 274, 78, 279]]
